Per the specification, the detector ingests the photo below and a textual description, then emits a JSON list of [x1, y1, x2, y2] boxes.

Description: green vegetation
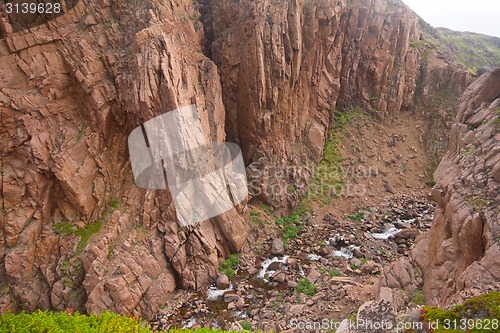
[[0, 310, 151, 333], [464, 194, 490, 212], [249, 209, 263, 226], [260, 203, 271, 216], [0, 310, 258, 332], [411, 289, 426, 306], [240, 321, 252, 331], [219, 254, 240, 279], [328, 269, 341, 278], [349, 263, 361, 271], [421, 291, 500, 333], [426, 176, 436, 188], [109, 199, 121, 209], [296, 278, 318, 297], [416, 22, 500, 73], [494, 107, 500, 131], [76, 126, 87, 142], [75, 221, 102, 254], [436, 28, 500, 73], [307, 109, 355, 205], [53, 199, 121, 255], [347, 211, 364, 222], [54, 220, 78, 235], [275, 201, 311, 245]]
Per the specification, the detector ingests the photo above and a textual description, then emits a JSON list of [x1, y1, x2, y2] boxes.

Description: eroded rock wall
[[204, 0, 470, 210], [0, 0, 474, 319], [412, 68, 500, 306], [0, 0, 248, 319]]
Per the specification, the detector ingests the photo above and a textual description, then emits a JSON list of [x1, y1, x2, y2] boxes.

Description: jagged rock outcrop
[[412, 68, 500, 306], [0, 0, 473, 319], [204, 0, 470, 209], [0, 0, 248, 319]]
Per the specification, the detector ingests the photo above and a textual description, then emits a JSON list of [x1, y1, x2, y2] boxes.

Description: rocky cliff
[[412, 68, 500, 307], [0, 0, 248, 319], [204, 0, 470, 209], [0, 0, 472, 319]]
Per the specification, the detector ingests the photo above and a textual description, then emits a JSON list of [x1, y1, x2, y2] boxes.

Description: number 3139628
[[6, 2, 61, 14]]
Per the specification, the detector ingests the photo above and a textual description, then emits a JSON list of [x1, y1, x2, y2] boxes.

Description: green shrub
[[274, 201, 311, 245], [349, 263, 360, 270], [296, 278, 317, 297], [240, 321, 252, 331], [54, 220, 78, 235], [0, 310, 261, 332], [219, 254, 240, 278], [347, 211, 364, 222], [421, 291, 500, 333], [0, 310, 151, 333], [75, 221, 102, 254], [328, 269, 341, 278]]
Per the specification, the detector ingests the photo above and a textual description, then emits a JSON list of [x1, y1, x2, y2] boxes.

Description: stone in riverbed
[[271, 238, 284, 255], [224, 291, 239, 303], [217, 274, 230, 290]]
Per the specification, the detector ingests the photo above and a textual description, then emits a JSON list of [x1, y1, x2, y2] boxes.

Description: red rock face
[[412, 68, 500, 307], [205, 0, 470, 210], [0, 0, 248, 319], [0, 0, 472, 319]]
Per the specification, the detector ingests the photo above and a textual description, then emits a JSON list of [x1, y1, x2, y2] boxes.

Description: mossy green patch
[[54, 200, 121, 255], [421, 291, 500, 333], [275, 201, 311, 245], [219, 254, 240, 279], [296, 278, 317, 297], [411, 289, 426, 306], [307, 109, 357, 205], [0, 310, 263, 332]]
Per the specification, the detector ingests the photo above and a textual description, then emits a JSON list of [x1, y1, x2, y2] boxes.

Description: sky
[[402, 0, 500, 38]]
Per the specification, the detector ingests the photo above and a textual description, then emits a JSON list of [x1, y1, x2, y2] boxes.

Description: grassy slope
[[0, 310, 258, 333], [418, 19, 500, 73]]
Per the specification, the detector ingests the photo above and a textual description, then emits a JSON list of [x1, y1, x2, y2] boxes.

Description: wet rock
[[271, 238, 284, 255], [268, 262, 282, 271], [224, 292, 239, 303], [318, 246, 334, 255], [353, 248, 365, 258], [393, 228, 419, 242], [272, 271, 286, 284], [216, 275, 230, 290]]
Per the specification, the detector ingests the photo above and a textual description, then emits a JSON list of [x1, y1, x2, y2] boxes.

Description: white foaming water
[[258, 256, 289, 281], [234, 310, 248, 319], [307, 253, 321, 261], [181, 317, 197, 329], [332, 245, 358, 259], [371, 225, 401, 240], [207, 282, 233, 301]]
